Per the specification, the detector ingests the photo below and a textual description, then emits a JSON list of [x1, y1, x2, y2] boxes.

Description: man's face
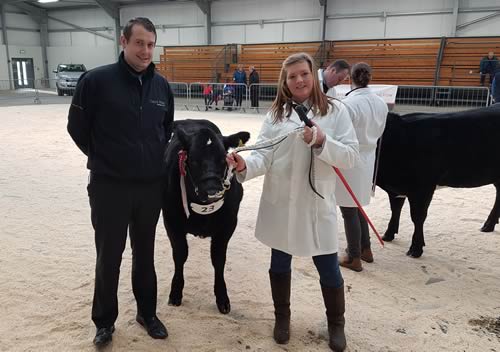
[[120, 24, 156, 73], [324, 67, 349, 88], [488, 52, 494, 59]]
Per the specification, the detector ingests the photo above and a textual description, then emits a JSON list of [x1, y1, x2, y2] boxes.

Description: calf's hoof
[[480, 221, 497, 232], [168, 296, 182, 306], [217, 300, 231, 314], [382, 232, 395, 242], [406, 247, 423, 258]]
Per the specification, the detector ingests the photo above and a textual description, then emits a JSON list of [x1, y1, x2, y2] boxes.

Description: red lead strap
[[333, 166, 384, 247]]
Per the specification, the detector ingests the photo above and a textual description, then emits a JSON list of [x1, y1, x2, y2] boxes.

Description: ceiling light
[[38, 0, 60, 3]]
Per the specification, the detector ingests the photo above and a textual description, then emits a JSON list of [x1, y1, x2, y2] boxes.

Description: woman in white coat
[[228, 53, 359, 352], [336, 62, 388, 272]]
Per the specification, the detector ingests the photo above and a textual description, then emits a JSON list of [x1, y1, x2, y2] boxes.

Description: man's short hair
[[328, 59, 350, 72], [123, 17, 157, 43]]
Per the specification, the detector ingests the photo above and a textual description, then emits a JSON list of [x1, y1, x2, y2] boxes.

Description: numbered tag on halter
[[190, 198, 224, 215]]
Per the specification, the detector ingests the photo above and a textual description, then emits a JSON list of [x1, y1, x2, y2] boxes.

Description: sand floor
[[1, 105, 499, 352]]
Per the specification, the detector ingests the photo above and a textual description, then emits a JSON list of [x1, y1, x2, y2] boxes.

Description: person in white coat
[[336, 62, 388, 272], [318, 59, 350, 98], [228, 52, 359, 352]]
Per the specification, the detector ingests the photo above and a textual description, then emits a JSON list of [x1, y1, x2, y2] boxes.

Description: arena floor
[[1, 104, 499, 351]]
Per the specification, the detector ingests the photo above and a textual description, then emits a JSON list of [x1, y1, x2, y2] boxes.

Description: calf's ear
[[223, 131, 250, 150]]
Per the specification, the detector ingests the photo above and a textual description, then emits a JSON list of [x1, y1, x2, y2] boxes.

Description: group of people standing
[[68, 16, 389, 352], [231, 64, 261, 108]]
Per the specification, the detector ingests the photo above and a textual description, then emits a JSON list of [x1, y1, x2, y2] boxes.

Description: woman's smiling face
[[286, 61, 313, 103]]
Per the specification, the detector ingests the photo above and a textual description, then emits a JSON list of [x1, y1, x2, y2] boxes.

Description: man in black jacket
[[67, 17, 173, 347], [248, 65, 260, 108]]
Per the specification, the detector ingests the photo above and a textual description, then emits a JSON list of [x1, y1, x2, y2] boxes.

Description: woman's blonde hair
[[270, 52, 332, 123]]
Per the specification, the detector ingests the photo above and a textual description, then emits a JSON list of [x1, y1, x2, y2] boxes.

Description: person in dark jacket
[[67, 17, 173, 347], [479, 51, 498, 86], [249, 65, 260, 108], [233, 64, 247, 108]]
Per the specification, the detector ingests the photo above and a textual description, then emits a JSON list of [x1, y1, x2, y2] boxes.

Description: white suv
[[53, 64, 86, 96]]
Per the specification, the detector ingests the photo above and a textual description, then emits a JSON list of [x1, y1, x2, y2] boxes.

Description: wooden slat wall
[[329, 38, 441, 86], [157, 45, 225, 83], [237, 42, 322, 83], [156, 37, 500, 87]]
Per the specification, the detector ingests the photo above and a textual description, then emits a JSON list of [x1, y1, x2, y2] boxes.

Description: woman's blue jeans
[[270, 248, 344, 288]]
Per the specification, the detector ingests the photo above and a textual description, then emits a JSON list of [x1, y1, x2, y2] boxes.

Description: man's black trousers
[[87, 174, 164, 328]]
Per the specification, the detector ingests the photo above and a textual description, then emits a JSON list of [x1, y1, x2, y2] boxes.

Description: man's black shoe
[[93, 325, 115, 347], [136, 315, 168, 339]]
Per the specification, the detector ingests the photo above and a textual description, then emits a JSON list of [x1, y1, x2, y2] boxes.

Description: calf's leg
[[167, 233, 188, 306], [382, 192, 405, 242], [211, 235, 231, 314], [481, 182, 500, 232], [407, 189, 434, 258]]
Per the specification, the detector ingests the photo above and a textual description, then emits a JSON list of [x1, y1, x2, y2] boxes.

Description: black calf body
[[377, 105, 500, 257], [162, 119, 250, 313]]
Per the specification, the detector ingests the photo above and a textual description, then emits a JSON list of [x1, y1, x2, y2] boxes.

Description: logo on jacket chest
[[150, 99, 166, 108]]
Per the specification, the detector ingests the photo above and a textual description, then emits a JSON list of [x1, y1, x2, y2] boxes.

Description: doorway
[[11, 58, 35, 89]]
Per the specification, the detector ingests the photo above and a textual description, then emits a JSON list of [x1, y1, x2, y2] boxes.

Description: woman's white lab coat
[[237, 100, 359, 256], [335, 88, 388, 207]]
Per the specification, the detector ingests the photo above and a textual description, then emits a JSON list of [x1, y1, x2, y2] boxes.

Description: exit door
[[12, 58, 35, 89]]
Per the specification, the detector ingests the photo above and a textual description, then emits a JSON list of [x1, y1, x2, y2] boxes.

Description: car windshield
[[59, 64, 86, 72]]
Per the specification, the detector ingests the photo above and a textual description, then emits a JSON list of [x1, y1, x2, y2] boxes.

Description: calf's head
[[176, 127, 250, 204]]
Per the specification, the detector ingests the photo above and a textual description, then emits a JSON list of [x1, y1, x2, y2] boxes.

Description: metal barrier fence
[[0, 79, 492, 114], [188, 83, 248, 111], [395, 85, 491, 113]]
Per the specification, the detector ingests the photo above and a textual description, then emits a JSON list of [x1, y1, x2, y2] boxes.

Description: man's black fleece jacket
[[67, 52, 174, 181]]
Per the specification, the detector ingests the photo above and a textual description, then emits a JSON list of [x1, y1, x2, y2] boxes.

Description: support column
[[319, 0, 327, 41], [1, 4, 13, 89]]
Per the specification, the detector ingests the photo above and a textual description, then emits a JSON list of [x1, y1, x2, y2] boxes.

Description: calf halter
[[178, 150, 231, 218]]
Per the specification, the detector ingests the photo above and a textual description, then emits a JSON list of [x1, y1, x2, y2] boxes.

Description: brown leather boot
[[339, 255, 362, 272], [360, 248, 374, 263], [269, 271, 291, 344], [321, 284, 347, 351]]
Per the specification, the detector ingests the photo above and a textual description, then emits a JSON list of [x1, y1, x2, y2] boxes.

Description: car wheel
[[57, 87, 63, 96]]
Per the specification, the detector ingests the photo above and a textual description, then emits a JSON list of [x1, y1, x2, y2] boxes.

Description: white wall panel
[[120, 3, 204, 26], [4, 13, 38, 29], [212, 25, 245, 45], [283, 21, 320, 42], [48, 32, 71, 47], [245, 23, 283, 43], [6, 30, 40, 46], [212, 0, 319, 22], [179, 27, 206, 45], [386, 14, 454, 38], [47, 45, 115, 75], [327, 0, 455, 14], [326, 17, 386, 40], [48, 9, 114, 30], [157, 28, 181, 46]]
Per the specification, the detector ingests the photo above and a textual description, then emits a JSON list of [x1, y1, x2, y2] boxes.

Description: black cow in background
[[376, 105, 500, 258], [162, 119, 250, 314]]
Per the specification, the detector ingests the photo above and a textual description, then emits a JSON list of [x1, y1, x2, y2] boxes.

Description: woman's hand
[[226, 152, 246, 172], [302, 120, 325, 147]]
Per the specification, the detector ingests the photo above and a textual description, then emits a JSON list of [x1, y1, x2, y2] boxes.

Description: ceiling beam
[[11, 1, 47, 19], [195, 0, 209, 14], [95, 0, 119, 19]]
